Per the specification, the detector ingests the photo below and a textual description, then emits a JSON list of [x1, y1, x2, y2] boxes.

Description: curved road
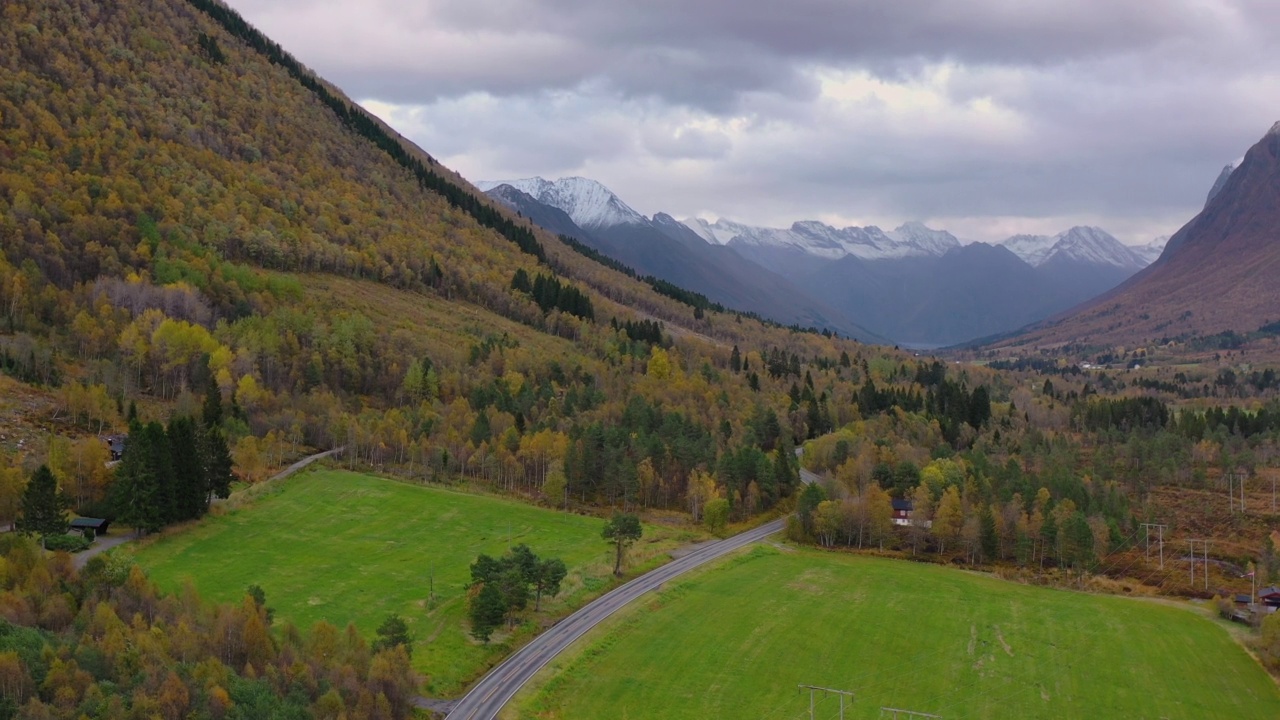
[[446, 463, 820, 720]]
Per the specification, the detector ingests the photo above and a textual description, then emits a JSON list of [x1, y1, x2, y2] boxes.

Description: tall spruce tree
[[17, 465, 69, 539], [111, 420, 173, 534], [202, 380, 223, 427], [142, 421, 177, 526], [168, 416, 205, 521], [112, 420, 156, 535], [199, 381, 234, 508], [201, 428, 234, 508]]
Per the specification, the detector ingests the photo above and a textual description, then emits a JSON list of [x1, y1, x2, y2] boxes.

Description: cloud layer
[[226, 0, 1280, 242]]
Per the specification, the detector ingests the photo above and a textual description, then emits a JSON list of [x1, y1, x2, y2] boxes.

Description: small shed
[[70, 517, 110, 536], [1234, 594, 1253, 606]]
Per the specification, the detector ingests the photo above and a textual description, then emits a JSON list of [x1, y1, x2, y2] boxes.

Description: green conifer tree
[[17, 465, 70, 539]]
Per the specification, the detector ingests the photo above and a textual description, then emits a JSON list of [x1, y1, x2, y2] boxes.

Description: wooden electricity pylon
[[1188, 539, 1210, 590], [1228, 470, 1248, 513], [799, 685, 855, 720], [1141, 523, 1167, 569]]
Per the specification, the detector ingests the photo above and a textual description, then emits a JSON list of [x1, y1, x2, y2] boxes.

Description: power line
[[881, 708, 943, 719]]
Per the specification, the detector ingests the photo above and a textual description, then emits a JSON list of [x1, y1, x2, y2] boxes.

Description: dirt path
[[71, 446, 344, 569]]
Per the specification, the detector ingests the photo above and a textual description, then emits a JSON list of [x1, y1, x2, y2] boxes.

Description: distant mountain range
[[478, 176, 1172, 347], [478, 180, 885, 342], [991, 121, 1280, 351]]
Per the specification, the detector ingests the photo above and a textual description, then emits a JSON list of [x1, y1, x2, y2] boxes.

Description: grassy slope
[[518, 545, 1280, 720], [128, 469, 694, 695]]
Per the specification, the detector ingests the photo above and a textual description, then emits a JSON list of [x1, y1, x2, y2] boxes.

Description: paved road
[[446, 456, 820, 720], [445, 517, 786, 719]]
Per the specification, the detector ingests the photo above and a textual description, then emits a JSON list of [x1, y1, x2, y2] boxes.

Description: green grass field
[[516, 545, 1280, 719], [128, 468, 693, 695]]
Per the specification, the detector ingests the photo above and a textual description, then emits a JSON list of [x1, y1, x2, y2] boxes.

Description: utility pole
[[1228, 470, 1247, 513], [1198, 535, 1208, 586], [1188, 539, 1199, 587], [1188, 539, 1211, 590], [1142, 523, 1167, 569], [799, 685, 855, 720]]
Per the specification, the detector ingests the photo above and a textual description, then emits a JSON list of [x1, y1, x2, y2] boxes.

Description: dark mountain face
[[796, 243, 1120, 347], [485, 184, 589, 241], [989, 122, 1280, 350], [1204, 163, 1237, 208], [485, 187, 883, 342]]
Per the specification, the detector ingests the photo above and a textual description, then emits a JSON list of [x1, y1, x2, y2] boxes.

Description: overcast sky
[[224, 0, 1280, 244]]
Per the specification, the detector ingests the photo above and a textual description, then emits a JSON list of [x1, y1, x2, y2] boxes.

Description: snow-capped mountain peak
[[999, 234, 1060, 267], [679, 217, 958, 261], [1000, 226, 1146, 270], [887, 221, 961, 256], [475, 176, 646, 230]]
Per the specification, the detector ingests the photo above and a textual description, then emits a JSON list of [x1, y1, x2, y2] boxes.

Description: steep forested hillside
[[0, 0, 921, 524]]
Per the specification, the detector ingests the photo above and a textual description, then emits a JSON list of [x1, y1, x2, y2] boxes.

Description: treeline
[[1175, 404, 1280, 441], [988, 357, 1085, 377], [856, 367, 992, 446], [1075, 396, 1280, 440], [610, 317, 665, 346], [1074, 397, 1169, 433], [510, 270, 594, 321], [558, 395, 799, 519], [793, 480, 1114, 572], [0, 536, 418, 719]]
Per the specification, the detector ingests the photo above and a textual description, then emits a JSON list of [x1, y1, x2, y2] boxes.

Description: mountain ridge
[[986, 121, 1280, 351], [481, 174, 1171, 346], [482, 183, 885, 341]]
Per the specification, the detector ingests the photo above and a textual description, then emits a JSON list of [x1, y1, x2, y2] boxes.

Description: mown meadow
[[129, 468, 695, 695], [515, 544, 1280, 719]]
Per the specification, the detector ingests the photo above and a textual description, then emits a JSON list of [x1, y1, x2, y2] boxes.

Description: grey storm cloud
[[232, 0, 1278, 108], [223, 0, 1280, 242]]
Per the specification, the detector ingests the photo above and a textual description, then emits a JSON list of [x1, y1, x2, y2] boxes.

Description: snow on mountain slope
[[1001, 227, 1146, 270], [999, 234, 1060, 266], [681, 218, 959, 260], [1045, 227, 1146, 269], [1133, 236, 1169, 266], [475, 176, 647, 229]]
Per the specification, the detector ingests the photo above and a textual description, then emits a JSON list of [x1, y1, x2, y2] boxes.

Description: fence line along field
[[126, 468, 692, 695], [515, 544, 1280, 719]]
